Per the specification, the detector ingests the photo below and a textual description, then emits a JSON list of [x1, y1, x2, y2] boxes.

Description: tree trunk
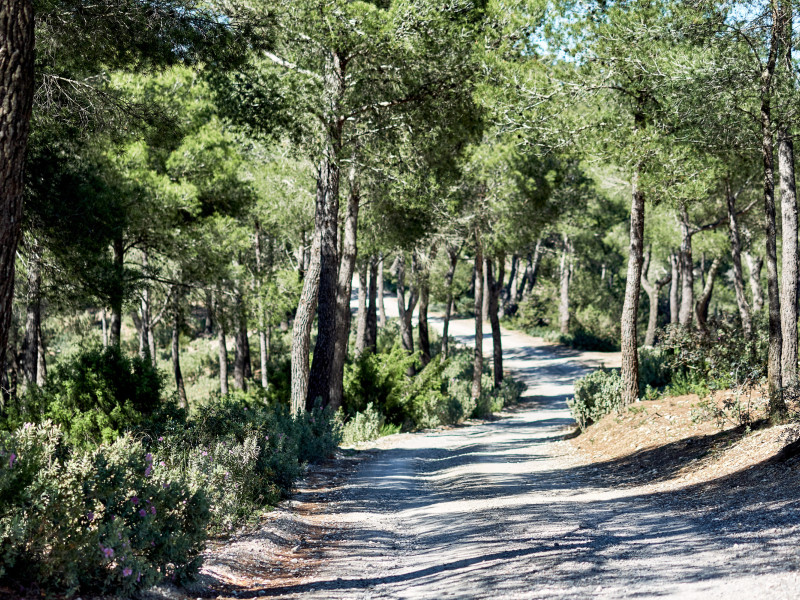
[[307, 52, 345, 410], [21, 243, 41, 386], [641, 249, 657, 347], [418, 271, 432, 368], [377, 254, 386, 328], [779, 129, 798, 384], [678, 205, 694, 327], [762, 88, 785, 416], [204, 290, 214, 336], [291, 230, 321, 413], [365, 257, 378, 353], [171, 290, 187, 408], [355, 264, 369, 357], [482, 265, 490, 322], [254, 223, 269, 389], [233, 291, 248, 391], [101, 308, 108, 347], [669, 252, 680, 325], [621, 168, 645, 406], [329, 170, 360, 410], [217, 300, 229, 396], [109, 236, 124, 347], [522, 239, 542, 299], [726, 184, 753, 337], [0, 0, 35, 386], [298, 228, 307, 279], [36, 321, 46, 387], [694, 257, 721, 333], [487, 253, 505, 389], [558, 234, 572, 335], [472, 232, 484, 403], [395, 254, 418, 362], [441, 246, 459, 362]]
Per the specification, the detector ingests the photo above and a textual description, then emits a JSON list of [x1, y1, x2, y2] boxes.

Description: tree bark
[[487, 253, 505, 389], [522, 239, 542, 299], [329, 170, 360, 410], [641, 249, 670, 347], [109, 236, 124, 347], [482, 265, 490, 322], [472, 232, 484, 403], [761, 70, 785, 416], [377, 254, 386, 328], [678, 205, 694, 327], [621, 168, 646, 406], [36, 321, 46, 387], [441, 246, 460, 362], [779, 129, 798, 384], [355, 262, 368, 357], [233, 291, 248, 391], [365, 257, 378, 353], [558, 234, 572, 335], [669, 252, 680, 325], [694, 257, 721, 333], [291, 230, 321, 413], [746, 252, 764, 313], [307, 51, 345, 409], [101, 308, 108, 347], [217, 299, 229, 396], [0, 0, 35, 386], [171, 290, 187, 408], [254, 222, 269, 389], [21, 243, 41, 386], [395, 254, 418, 363], [204, 290, 214, 336], [726, 184, 753, 337]]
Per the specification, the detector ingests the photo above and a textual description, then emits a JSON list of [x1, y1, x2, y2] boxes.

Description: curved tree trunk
[[472, 231, 484, 404], [307, 51, 345, 409], [365, 256, 378, 353], [641, 249, 657, 347], [377, 254, 386, 328], [726, 185, 753, 337], [0, 0, 35, 387], [694, 257, 721, 333], [217, 298, 229, 396], [746, 252, 764, 313], [558, 234, 572, 335], [395, 254, 418, 364], [521, 239, 542, 300], [779, 129, 798, 384], [21, 242, 41, 386], [678, 205, 694, 327], [441, 246, 460, 362], [329, 172, 360, 410], [487, 253, 505, 389], [171, 290, 187, 408], [669, 252, 680, 325], [621, 168, 646, 406], [355, 263, 369, 357], [291, 231, 321, 413]]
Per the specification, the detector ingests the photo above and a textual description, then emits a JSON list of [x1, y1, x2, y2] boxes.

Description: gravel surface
[[199, 315, 800, 599]]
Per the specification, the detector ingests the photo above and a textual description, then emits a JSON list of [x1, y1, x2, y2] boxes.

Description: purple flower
[[159, 461, 165, 467], [158, 436, 164, 441], [144, 465, 152, 477], [264, 435, 269, 441], [131, 496, 139, 505], [139, 509, 147, 517], [151, 541, 155, 547], [101, 546, 114, 559], [136, 572, 142, 582], [87, 511, 95, 522], [202, 451, 208, 457], [145, 453, 153, 463], [8, 453, 16, 468], [122, 567, 132, 577], [150, 506, 156, 515]]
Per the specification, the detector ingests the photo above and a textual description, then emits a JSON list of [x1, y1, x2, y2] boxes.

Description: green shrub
[[568, 369, 623, 430], [5, 346, 173, 448], [341, 403, 383, 445], [0, 422, 209, 597]]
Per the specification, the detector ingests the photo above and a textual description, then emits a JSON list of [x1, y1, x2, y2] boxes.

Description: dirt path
[[204, 318, 800, 599]]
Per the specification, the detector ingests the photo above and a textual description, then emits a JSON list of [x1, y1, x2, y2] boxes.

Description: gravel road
[[238, 314, 800, 600]]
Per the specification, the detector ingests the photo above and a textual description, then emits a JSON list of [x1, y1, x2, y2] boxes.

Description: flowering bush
[[0, 422, 209, 597]]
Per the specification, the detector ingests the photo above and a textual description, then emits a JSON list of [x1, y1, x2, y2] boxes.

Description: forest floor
[[176, 319, 800, 600]]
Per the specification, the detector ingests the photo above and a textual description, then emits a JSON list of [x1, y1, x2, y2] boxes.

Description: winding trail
[[255, 316, 800, 599]]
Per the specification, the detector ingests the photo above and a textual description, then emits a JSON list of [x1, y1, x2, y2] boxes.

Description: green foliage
[[0, 422, 209, 597], [341, 403, 384, 445], [568, 369, 624, 430], [6, 346, 173, 448]]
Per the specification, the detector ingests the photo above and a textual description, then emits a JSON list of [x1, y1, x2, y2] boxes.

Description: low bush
[[568, 368, 623, 430], [0, 422, 209, 597], [341, 403, 383, 445]]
